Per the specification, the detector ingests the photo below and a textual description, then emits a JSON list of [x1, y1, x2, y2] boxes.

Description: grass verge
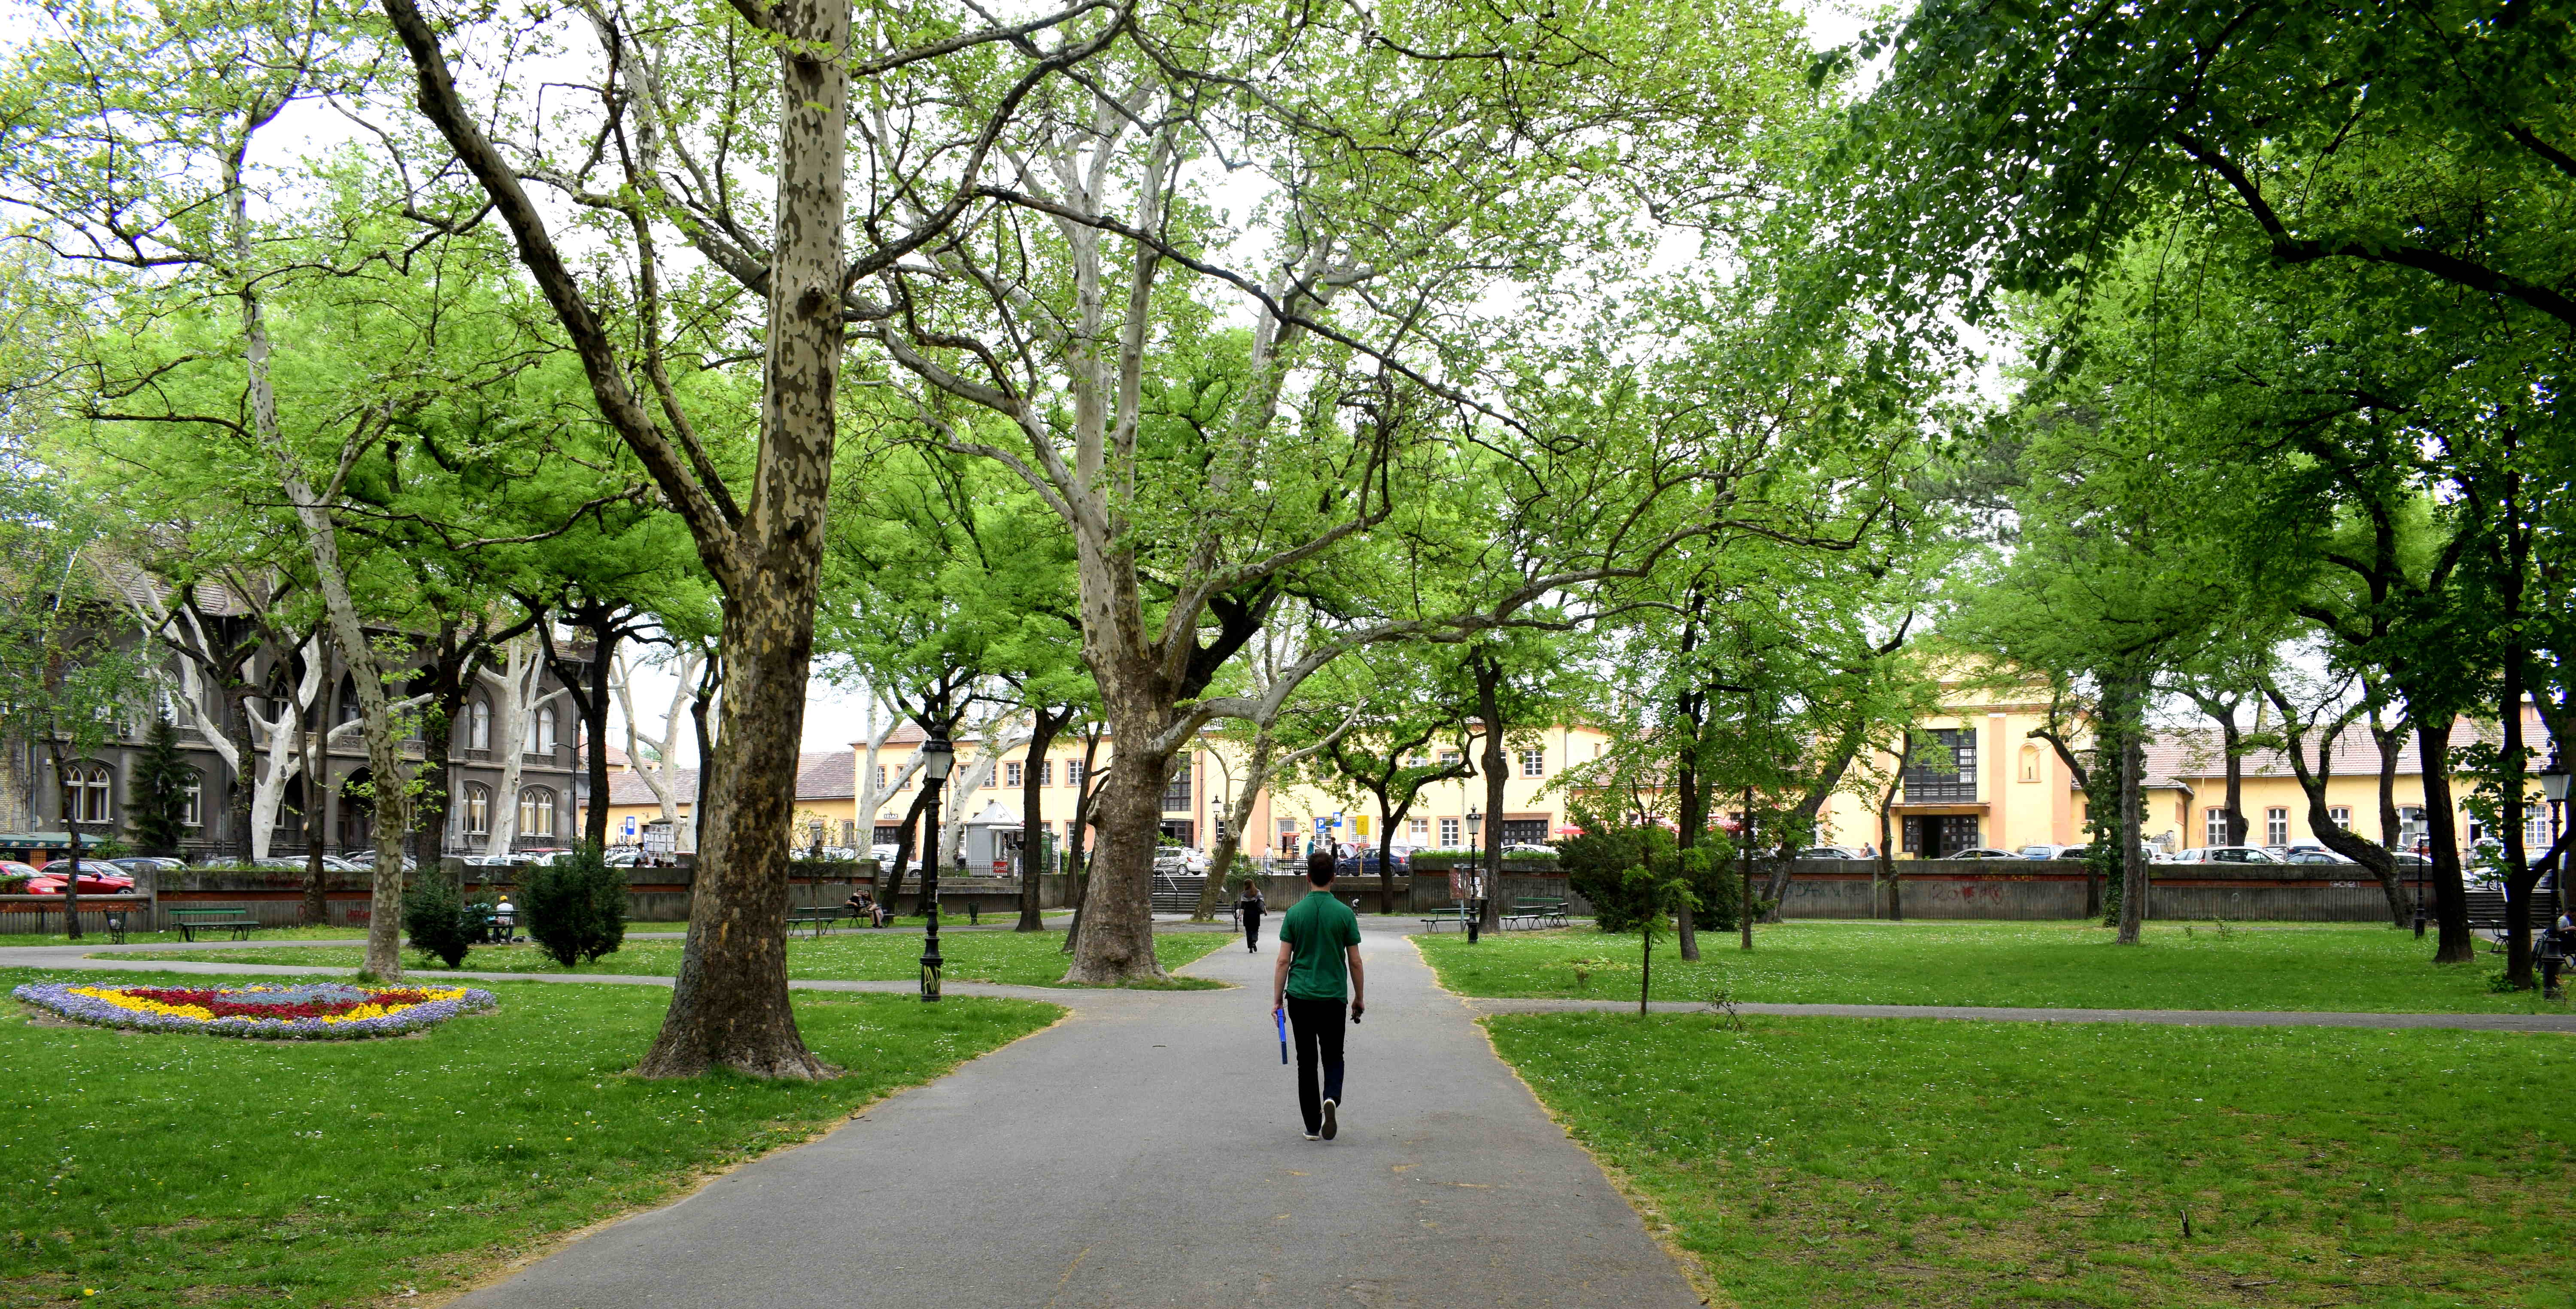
[[0, 967, 1057, 1307], [1419, 920, 2575, 1013], [1487, 1012, 2575, 1308], [112, 928, 1231, 988]]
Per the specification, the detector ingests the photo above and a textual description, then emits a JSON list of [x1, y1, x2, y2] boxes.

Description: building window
[[1902, 729, 1978, 802], [1035, 759, 1053, 786], [2327, 806, 2351, 832], [2526, 812, 2550, 849], [468, 698, 492, 750], [181, 770, 203, 827], [2205, 807, 2229, 847], [535, 706, 558, 754], [1064, 819, 1083, 846], [1440, 817, 1460, 847], [2265, 807, 2289, 847], [1519, 749, 1545, 778], [1162, 762, 1191, 810], [1005, 761, 1024, 788], [519, 787, 556, 838], [463, 784, 491, 835], [66, 763, 112, 825], [2018, 743, 2040, 782], [1066, 758, 1087, 787], [1410, 817, 1429, 841]]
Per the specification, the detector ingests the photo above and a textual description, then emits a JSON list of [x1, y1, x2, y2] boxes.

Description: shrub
[[401, 876, 474, 969], [1559, 808, 1741, 932], [522, 844, 627, 967]]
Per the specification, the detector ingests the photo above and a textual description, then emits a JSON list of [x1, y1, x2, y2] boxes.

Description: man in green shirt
[[1273, 850, 1365, 1140]]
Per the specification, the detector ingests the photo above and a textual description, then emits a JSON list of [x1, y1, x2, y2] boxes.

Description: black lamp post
[[1464, 807, 1483, 945], [919, 737, 955, 1002]]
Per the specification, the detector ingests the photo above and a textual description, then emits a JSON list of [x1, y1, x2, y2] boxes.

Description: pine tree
[[128, 716, 192, 856]]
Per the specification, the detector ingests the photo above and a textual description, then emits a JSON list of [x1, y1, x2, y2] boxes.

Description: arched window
[[518, 786, 556, 838], [2018, 743, 2041, 783], [535, 706, 558, 754], [468, 699, 492, 751], [181, 768, 204, 828], [337, 675, 361, 725], [462, 783, 492, 836], [67, 763, 112, 825]]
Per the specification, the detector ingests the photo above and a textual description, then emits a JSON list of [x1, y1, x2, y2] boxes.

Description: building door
[[1902, 815, 1982, 858], [1500, 819, 1551, 848]]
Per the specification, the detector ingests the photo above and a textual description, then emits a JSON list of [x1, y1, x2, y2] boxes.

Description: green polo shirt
[[1280, 889, 1362, 1001]]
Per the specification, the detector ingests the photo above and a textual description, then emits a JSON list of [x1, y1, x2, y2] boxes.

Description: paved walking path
[[442, 924, 1703, 1309], [1468, 996, 2576, 1032]]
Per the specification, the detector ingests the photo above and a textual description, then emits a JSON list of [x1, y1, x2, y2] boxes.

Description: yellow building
[[863, 722, 1619, 861], [1813, 688, 2543, 859]]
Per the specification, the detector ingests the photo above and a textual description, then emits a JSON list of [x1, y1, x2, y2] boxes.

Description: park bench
[[1418, 903, 1473, 932], [1504, 898, 1569, 929], [170, 907, 265, 943], [787, 907, 846, 939]]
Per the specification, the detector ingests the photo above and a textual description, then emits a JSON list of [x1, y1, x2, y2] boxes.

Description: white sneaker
[[1321, 1098, 1338, 1140], [1304, 1131, 1320, 1140]]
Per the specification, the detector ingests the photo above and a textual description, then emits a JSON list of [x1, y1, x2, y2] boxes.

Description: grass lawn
[[1488, 1012, 2576, 1308], [0, 967, 1057, 1307], [1419, 920, 2576, 1013], [113, 927, 1232, 988]]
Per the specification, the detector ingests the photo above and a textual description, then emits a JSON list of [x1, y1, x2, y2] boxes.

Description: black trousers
[[1285, 995, 1347, 1133], [1242, 910, 1263, 950]]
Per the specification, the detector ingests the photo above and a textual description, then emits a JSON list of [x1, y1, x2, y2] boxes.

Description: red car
[[22, 867, 134, 896]]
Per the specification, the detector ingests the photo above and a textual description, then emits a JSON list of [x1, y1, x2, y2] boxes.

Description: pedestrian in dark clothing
[[1238, 881, 1267, 952], [1273, 850, 1364, 1140]]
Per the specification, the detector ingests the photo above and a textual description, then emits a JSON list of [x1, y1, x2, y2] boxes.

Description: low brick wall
[[1758, 859, 2404, 922]]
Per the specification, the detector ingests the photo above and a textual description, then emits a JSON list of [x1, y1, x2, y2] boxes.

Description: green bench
[[1504, 898, 1569, 929], [1418, 903, 1473, 932], [170, 907, 266, 943], [787, 907, 846, 939]]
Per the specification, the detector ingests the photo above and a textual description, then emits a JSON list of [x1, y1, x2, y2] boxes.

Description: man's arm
[[1346, 943, 1365, 1017], [1273, 938, 1294, 1011]]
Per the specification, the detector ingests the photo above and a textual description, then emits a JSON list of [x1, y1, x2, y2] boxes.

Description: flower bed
[[12, 981, 496, 1039]]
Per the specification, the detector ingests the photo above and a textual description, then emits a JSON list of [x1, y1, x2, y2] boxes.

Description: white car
[[1798, 846, 1867, 859], [2167, 845, 2280, 865]]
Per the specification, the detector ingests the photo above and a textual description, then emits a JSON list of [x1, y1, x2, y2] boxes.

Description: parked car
[[106, 856, 185, 876], [2017, 844, 2080, 860], [1798, 846, 1867, 859], [1502, 843, 1556, 857], [23, 867, 134, 895], [2284, 849, 2353, 865], [1947, 847, 2019, 860], [2166, 845, 2281, 865]]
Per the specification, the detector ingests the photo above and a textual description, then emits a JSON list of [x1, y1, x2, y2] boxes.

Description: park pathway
[[433, 922, 1703, 1309]]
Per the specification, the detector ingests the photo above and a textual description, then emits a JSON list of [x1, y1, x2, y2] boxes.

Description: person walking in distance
[[1237, 878, 1267, 953], [1274, 850, 1364, 1140]]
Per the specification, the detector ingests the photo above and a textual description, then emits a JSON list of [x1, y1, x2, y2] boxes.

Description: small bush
[[1560, 807, 1741, 932], [522, 844, 627, 967], [401, 876, 474, 969]]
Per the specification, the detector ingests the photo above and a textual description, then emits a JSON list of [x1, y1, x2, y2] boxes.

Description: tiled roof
[[2143, 718, 2502, 782], [605, 767, 694, 807], [599, 750, 853, 807], [794, 749, 855, 801]]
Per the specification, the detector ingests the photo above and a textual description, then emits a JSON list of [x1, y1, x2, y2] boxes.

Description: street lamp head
[[1464, 808, 1482, 840], [2541, 746, 2570, 803], [922, 737, 956, 782]]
